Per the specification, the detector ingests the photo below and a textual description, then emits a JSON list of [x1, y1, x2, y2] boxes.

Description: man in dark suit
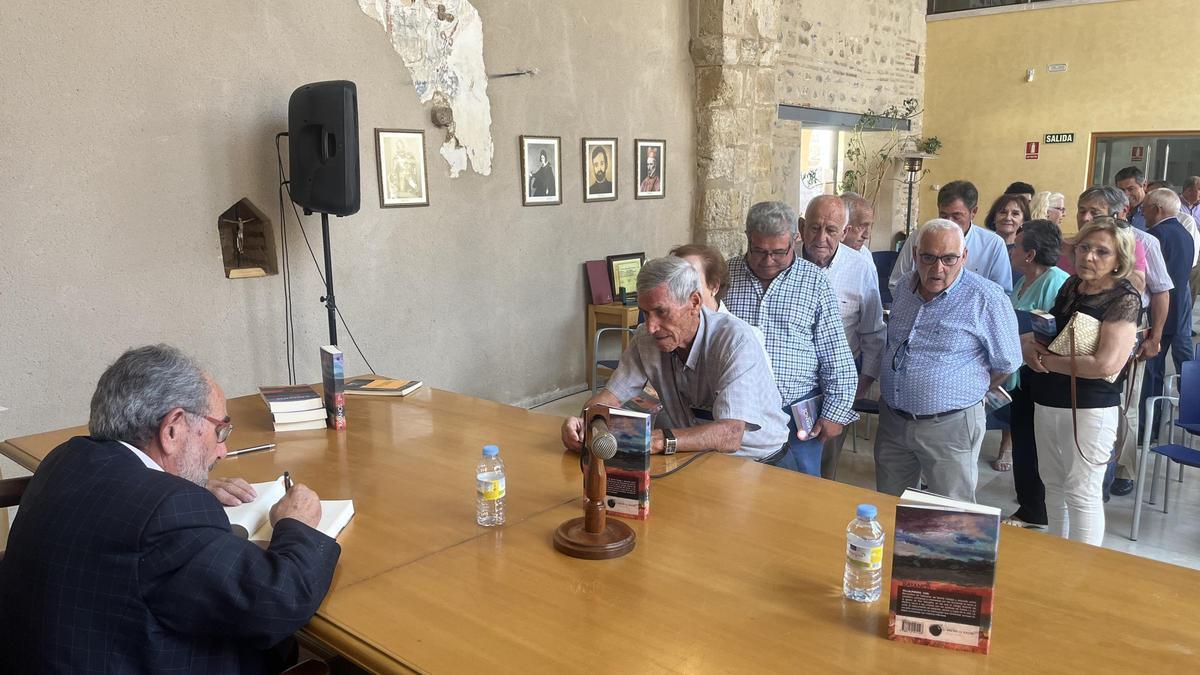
[[0, 345, 341, 673], [1142, 188, 1196, 441]]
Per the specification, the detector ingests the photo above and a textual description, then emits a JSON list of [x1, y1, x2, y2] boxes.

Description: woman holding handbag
[[1022, 217, 1140, 545]]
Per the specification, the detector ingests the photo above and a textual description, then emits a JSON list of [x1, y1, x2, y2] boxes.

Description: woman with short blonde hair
[[1031, 191, 1067, 226], [1020, 216, 1139, 545]]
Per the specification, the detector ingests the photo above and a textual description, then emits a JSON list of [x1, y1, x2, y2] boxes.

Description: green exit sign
[[1044, 133, 1074, 144]]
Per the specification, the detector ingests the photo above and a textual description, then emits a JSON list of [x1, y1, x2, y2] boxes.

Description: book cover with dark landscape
[[888, 505, 1000, 654]]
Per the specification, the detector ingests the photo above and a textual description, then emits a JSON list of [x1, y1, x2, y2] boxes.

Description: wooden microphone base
[[553, 517, 636, 560]]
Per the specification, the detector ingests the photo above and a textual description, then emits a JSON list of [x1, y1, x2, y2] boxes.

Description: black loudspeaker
[[288, 80, 360, 216]]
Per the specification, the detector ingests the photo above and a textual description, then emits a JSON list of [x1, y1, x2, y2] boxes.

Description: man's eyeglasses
[[748, 242, 794, 260], [917, 253, 962, 266], [189, 412, 234, 443]]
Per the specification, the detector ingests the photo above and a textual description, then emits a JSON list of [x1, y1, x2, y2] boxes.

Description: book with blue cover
[[320, 345, 346, 430]]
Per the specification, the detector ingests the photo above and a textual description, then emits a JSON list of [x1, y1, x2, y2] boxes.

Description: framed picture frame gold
[[374, 129, 429, 208]]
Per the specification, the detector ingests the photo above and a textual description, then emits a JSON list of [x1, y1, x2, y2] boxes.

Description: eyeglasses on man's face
[[917, 253, 962, 266], [189, 412, 233, 443], [748, 242, 794, 260]]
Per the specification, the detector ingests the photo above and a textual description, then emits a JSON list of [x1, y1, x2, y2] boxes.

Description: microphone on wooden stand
[[553, 405, 636, 559]]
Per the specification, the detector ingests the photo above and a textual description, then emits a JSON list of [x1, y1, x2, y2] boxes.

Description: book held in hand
[[344, 376, 424, 397], [321, 345, 347, 430], [790, 393, 823, 440], [259, 385, 321, 414], [888, 489, 1001, 654], [224, 475, 355, 542]]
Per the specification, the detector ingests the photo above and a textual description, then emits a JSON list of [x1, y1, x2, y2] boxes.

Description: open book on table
[[223, 475, 355, 542]]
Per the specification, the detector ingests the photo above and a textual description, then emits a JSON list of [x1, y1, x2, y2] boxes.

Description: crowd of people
[[562, 168, 1200, 548]]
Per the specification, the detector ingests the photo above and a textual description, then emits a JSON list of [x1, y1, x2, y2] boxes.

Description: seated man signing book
[[0, 345, 341, 673], [561, 256, 789, 461]]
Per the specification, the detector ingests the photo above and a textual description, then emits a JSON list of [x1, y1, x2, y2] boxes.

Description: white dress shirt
[[889, 223, 1013, 293], [814, 243, 887, 380], [119, 441, 164, 472], [1177, 210, 1200, 266]]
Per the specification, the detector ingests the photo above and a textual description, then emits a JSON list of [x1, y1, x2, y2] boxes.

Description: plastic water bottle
[[475, 444, 506, 526], [843, 503, 885, 602]]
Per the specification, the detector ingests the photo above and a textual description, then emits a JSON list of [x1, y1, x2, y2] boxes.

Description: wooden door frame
[[1086, 130, 1200, 186]]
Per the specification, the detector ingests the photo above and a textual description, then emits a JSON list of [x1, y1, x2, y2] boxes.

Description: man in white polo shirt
[[801, 195, 885, 479]]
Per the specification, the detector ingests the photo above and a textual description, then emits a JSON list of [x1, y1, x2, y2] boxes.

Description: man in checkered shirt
[[725, 201, 860, 475]]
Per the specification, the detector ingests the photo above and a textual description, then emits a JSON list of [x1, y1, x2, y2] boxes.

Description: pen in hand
[[284, 471, 293, 492]]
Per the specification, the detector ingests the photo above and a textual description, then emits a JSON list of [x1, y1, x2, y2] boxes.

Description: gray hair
[[745, 201, 798, 237], [1184, 176, 1200, 191], [1146, 187, 1182, 216], [1078, 185, 1127, 215], [915, 218, 965, 251], [636, 256, 701, 305], [840, 192, 872, 225], [89, 344, 211, 447]]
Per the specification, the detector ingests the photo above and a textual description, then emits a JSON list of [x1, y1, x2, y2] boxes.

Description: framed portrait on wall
[[520, 135, 562, 206], [582, 137, 617, 202], [634, 138, 665, 200], [606, 252, 645, 300], [374, 129, 429, 208]]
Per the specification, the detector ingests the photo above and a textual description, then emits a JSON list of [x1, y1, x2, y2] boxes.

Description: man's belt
[[890, 404, 971, 421]]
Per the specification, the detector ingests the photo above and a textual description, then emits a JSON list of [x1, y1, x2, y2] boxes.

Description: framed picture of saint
[[582, 138, 617, 202], [520, 135, 562, 206], [374, 129, 429, 208], [634, 138, 665, 200]]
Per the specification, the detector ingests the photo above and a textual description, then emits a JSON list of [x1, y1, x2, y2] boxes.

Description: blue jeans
[[777, 402, 824, 476]]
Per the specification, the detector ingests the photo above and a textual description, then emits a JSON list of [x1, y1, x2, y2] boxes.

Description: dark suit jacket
[[0, 437, 341, 673], [1147, 216, 1195, 338]]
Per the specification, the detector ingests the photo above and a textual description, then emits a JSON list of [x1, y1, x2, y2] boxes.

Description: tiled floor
[[533, 387, 1200, 571]]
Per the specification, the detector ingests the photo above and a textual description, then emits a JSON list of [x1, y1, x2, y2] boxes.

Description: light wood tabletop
[[6, 389, 1200, 673]]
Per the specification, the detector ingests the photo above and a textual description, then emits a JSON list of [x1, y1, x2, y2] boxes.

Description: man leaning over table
[[862, 219, 1022, 503], [561, 256, 790, 462], [0, 344, 340, 674]]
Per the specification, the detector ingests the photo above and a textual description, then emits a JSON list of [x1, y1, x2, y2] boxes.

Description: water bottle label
[[477, 476, 505, 501], [846, 536, 883, 571]]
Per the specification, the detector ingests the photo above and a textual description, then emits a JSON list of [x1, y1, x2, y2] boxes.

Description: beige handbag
[[1047, 311, 1137, 466], [1047, 312, 1119, 383]]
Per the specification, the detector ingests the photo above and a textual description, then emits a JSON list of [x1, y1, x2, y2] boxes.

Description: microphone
[[589, 418, 618, 461], [553, 405, 636, 559]]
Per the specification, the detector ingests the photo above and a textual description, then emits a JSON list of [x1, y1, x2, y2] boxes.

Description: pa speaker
[[288, 80, 360, 216]]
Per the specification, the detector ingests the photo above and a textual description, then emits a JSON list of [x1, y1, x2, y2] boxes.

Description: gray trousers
[[874, 402, 985, 503]]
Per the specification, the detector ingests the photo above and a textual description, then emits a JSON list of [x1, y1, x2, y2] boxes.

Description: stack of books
[[259, 385, 325, 432]]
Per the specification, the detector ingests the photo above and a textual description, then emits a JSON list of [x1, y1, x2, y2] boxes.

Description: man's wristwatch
[[662, 428, 677, 455]]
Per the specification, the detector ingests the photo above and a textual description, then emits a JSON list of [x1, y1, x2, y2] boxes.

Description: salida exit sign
[[1044, 133, 1074, 144]]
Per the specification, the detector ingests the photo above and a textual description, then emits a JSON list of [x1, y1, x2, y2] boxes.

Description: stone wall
[[691, 0, 927, 256], [774, 0, 927, 251]]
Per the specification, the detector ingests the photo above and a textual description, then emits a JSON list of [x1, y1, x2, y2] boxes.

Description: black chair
[[872, 250, 899, 307]]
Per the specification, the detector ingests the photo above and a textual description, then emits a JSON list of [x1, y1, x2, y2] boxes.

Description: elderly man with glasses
[[862, 219, 1022, 502], [1, 344, 340, 673], [724, 201, 859, 476]]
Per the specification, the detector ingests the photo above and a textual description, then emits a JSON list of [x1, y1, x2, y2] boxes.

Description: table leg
[[586, 306, 598, 390]]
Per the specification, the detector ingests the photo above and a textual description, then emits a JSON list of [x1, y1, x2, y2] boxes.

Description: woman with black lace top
[[1021, 217, 1140, 545]]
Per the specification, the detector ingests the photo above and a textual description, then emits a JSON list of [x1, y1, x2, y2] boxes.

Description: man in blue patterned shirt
[[725, 201, 859, 475], [863, 219, 1022, 502]]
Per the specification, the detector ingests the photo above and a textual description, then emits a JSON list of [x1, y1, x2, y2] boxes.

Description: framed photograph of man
[[634, 139, 665, 200], [520, 135, 562, 206], [582, 138, 617, 202], [606, 252, 645, 301], [374, 129, 429, 208]]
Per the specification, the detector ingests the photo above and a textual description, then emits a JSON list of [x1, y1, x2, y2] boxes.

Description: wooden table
[[6, 389, 1200, 672], [586, 302, 640, 389]]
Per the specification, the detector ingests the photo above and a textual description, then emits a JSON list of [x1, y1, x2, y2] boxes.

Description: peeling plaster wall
[[0, 0, 695, 440]]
